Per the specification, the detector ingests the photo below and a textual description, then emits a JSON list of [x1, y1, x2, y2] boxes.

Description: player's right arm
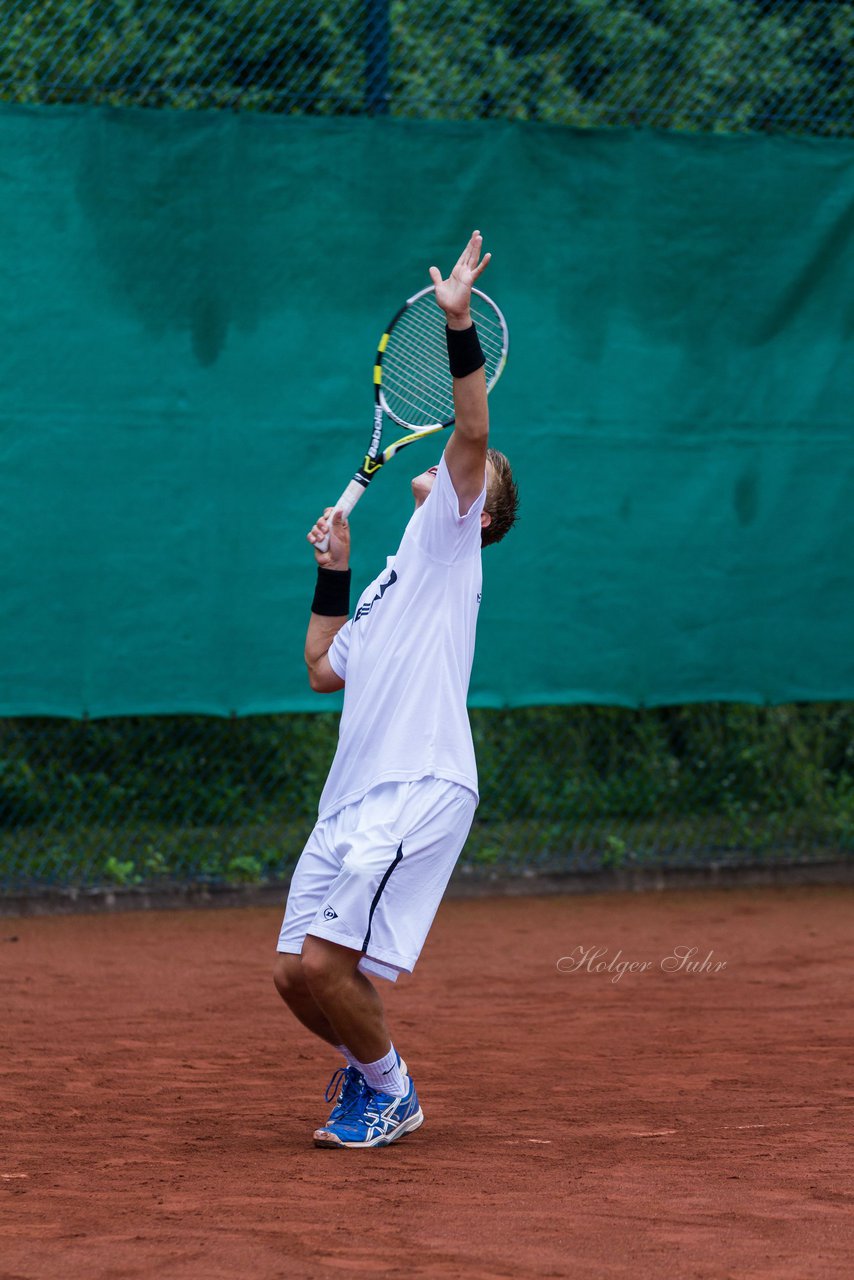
[[305, 509, 349, 693]]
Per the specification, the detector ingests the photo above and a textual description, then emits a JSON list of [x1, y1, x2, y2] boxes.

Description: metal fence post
[[365, 0, 390, 115]]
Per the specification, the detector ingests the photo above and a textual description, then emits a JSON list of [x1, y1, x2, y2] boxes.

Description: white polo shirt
[[318, 454, 485, 822]]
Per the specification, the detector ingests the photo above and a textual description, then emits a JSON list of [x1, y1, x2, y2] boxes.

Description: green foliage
[[0, 0, 364, 113], [601, 834, 628, 869], [0, 0, 849, 135], [0, 704, 851, 888], [225, 854, 264, 883], [103, 854, 142, 885], [473, 703, 854, 831]]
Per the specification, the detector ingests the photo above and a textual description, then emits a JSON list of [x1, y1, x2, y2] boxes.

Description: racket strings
[[383, 363, 452, 425], [381, 293, 507, 428], [383, 314, 455, 426]]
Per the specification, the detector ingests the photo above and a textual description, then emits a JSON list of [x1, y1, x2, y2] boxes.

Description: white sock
[[354, 1044, 407, 1098], [335, 1044, 360, 1071]]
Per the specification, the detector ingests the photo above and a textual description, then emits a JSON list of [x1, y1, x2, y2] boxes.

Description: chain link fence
[[1, 0, 852, 134], [1, 2, 852, 893], [1, 705, 852, 892]]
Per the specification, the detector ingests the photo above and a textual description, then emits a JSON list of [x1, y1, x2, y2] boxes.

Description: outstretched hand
[[429, 230, 491, 328]]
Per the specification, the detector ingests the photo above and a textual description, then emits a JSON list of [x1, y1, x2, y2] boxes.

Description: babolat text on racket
[[315, 285, 508, 550]]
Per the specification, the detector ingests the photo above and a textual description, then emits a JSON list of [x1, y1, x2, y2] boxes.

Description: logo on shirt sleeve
[[353, 569, 398, 623]]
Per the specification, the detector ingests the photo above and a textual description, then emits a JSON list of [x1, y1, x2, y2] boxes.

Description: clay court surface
[[1, 885, 852, 1279]]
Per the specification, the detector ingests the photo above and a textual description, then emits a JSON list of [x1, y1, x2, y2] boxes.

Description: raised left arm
[[429, 231, 491, 514]]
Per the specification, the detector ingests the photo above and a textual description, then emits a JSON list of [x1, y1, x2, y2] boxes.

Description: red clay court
[[2, 884, 852, 1279]]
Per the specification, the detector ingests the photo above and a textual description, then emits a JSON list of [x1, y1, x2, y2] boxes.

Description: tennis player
[[273, 231, 518, 1148]]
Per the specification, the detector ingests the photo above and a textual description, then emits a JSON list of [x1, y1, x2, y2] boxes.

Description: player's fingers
[[429, 265, 442, 287], [472, 251, 491, 278], [307, 515, 329, 543]]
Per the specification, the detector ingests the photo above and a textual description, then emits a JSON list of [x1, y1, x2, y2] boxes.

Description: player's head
[[480, 447, 518, 548], [411, 449, 518, 547]]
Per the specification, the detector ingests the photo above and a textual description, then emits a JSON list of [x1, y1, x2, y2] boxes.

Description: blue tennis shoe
[[323, 1065, 365, 1126], [314, 1068, 423, 1148]]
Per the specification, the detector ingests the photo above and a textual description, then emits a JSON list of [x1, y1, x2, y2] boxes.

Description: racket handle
[[315, 479, 367, 553]]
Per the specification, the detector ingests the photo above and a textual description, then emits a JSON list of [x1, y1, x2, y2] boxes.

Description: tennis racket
[[316, 284, 509, 551]]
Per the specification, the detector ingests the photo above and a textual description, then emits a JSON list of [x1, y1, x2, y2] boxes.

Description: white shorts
[[277, 778, 477, 983]]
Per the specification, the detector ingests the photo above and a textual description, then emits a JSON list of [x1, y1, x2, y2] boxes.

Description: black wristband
[[446, 323, 486, 379], [312, 567, 351, 617]]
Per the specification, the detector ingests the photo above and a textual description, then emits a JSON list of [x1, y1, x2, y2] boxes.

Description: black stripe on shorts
[[362, 843, 403, 952]]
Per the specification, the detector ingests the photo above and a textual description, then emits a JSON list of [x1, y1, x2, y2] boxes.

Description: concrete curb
[[2, 858, 852, 917]]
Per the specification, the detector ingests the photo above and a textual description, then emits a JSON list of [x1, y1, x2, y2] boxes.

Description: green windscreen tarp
[[0, 105, 852, 716]]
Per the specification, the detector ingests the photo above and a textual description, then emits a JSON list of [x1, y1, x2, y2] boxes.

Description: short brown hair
[[482, 447, 519, 547]]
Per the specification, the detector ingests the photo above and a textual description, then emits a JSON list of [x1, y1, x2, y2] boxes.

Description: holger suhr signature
[[557, 945, 727, 983]]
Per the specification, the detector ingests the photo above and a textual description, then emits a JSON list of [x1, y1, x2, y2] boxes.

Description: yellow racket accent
[[372, 332, 390, 386], [383, 426, 445, 460]]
